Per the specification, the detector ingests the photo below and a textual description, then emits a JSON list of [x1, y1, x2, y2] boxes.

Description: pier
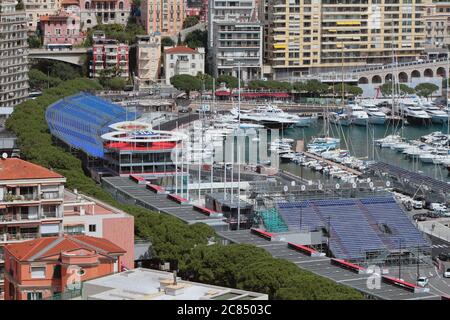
[[300, 151, 363, 176]]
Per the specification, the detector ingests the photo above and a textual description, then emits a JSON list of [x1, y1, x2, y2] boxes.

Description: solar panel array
[[276, 196, 430, 260], [45, 93, 139, 158], [369, 161, 450, 193]]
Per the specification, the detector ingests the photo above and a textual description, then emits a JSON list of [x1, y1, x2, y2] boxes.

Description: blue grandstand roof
[[45, 93, 139, 158]]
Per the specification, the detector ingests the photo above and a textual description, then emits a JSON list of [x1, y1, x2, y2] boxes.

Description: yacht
[[399, 102, 432, 125], [329, 111, 352, 126], [365, 106, 387, 125], [349, 104, 369, 126], [423, 106, 448, 124], [230, 105, 301, 129], [307, 136, 340, 152]]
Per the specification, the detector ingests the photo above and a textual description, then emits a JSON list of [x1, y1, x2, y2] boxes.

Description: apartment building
[[62, 189, 135, 269], [0, 1, 29, 111], [135, 34, 162, 89], [40, 10, 85, 46], [140, 0, 185, 37], [78, 0, 130, 31], [424, 1, 450, 48], [0, 158, 66, 298], [90, 39, 129, 78], [208, 0, 263, 81], [23, 0, 61, 30], [3, 235, 126, 300], [263, 0, 429, 79], [164, 46, 205, 84]]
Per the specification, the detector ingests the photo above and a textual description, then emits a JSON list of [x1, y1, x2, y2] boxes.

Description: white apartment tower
[[0, 1, 29, 111], [208, 0, 263, 81]]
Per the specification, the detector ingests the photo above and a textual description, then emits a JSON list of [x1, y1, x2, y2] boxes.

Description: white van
[[444, 268, 450, 278]]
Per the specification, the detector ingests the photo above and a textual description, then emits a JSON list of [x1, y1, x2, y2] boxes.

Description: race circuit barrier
[[193, 205, 224, 219], [167, 193, 190, 205], [146, 183, 168, 194], [382, 275, 430, 294], [250, 228, 273, 241], [441, 295, 450, 300], [330, 258, 367, 274], [129, 174, 147, 184], [287, 242, 326, 257]]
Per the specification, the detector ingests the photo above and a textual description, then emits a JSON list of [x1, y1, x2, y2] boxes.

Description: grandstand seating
[[45, 93, 139, 158], [259, 208, 288, 232], [275, 196, 430, 261]]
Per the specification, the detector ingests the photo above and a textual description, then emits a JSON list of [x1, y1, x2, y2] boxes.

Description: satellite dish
[[366, 178, 371, 183], [335, 183, 340, 190], [369, 182, 374, 188], [386, 181, 391, 187], [318, 184, 323, 190], [283, 185, 288, 192], [291, 181, 296, 187], [301, 185, 306, 191], [1, 153, 7, 159], [352, 182, 357, 189]]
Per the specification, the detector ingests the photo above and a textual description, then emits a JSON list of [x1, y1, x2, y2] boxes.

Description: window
[[85, 1, 89, 9], [27, 292, 43, 300], [53, 265, 61, 278], [119, 1, 124, 10], [30, 266, 46, 279], [88, 224, 96, 232]]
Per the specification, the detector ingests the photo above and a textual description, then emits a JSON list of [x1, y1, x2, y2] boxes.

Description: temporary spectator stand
[[330, 258, 367, 275], [167, 193, 190, 205], [287, 242, 326, 257], [193, 205, 224, 219], [146, 183, 168, 194], [250, 228, 273, 241], [382, 275, 430, 294], [129, 174, 147, 185]]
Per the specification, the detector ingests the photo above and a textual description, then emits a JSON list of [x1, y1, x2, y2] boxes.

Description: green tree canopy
[[294, 80, 329, 97], [28, 35, 42, 48], [183, 16, 200, 29], [415, 83, 439, 99], [248, 80, 292, 91], [217, 74, 243, 89], [161, 37, 175, 47], [170, 74, 202, 95], [184, 29, 207, 49], [28, 69, 62, 91]]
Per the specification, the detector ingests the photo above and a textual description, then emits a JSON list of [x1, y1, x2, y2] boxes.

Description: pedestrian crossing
[[432, 244, 449, 248]]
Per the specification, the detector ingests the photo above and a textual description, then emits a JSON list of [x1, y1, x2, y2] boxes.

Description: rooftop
[[82, 268, 268, 300], [5, 235, 125, 262], [0, 158, 63, 181], [164, 46, 199, 54]]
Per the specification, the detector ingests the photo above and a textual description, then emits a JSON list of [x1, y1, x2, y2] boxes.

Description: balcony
[[0, 233, 38, 242]]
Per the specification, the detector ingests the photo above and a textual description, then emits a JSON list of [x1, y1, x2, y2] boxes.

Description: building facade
[[23, 0, 61, 30], [0, 158, 66, 299], [63, 189, 135, 269], [3, 235, 125, 300], [140, 0, 185, 37], [90, 39, 129, 78], [164, 46, 205, 84], [136, 34, 162, 89], [78, 0, 130, 30], [40, 10, 85, 46], [208, 0, 263, 81], [263, 0, 429, 79], [0, 1, 29, 111], [424, 1, 450, 48]]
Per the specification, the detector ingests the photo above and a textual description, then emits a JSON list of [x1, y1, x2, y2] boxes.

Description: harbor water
[[279, 120, 450, 182]]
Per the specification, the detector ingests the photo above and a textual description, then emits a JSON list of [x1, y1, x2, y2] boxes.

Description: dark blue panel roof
[[45, 93, 139, 158]]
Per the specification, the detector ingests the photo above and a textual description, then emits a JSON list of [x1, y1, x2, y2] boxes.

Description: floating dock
[[301, 151, 363, 176]]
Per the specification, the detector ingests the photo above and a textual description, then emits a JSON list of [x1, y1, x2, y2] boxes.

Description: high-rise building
[[23, 0, 61, 30], [263, 0, 429, 79], [135, 34, 162, 89], [0, 0, 29, 111], [140, 0, 185, 37], [424, 1, 450, 48], [208, 0, 263, 81]]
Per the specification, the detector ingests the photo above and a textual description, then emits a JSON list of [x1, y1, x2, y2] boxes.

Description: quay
[[300, 151, 363, 176]]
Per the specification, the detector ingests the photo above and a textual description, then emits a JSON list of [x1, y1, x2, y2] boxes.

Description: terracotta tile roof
[[5, 235, 126, 261], [164, 46, 198, 54], [61, 0, 80, 4], [0, 158, 63, 180]]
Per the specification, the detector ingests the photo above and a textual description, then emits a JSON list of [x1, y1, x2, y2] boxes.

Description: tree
[[15, 0, 24, 10], [183, 16, 200, 29], [49, 62, 79, 81], [217, 74, 242, 89], [28, 69, 62, 90], [196, 73, 215, 90], [415, 83, 439, 99], [161, 37, 175, 47], [107, 78, 127, 91], [184, 30, 207, 49], [295, 80, 329, 97], [344, 84, 363, 97], [170, 74, 202, 95], [28, 35, 42, 48], [177, 32, 182, 46]]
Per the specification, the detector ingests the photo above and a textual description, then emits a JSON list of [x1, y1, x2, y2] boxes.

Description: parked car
[[417, 276, 429, 287], [413, 214, 427, 222], [444, 268, 450, 278], [438, 253, 449, 261]]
